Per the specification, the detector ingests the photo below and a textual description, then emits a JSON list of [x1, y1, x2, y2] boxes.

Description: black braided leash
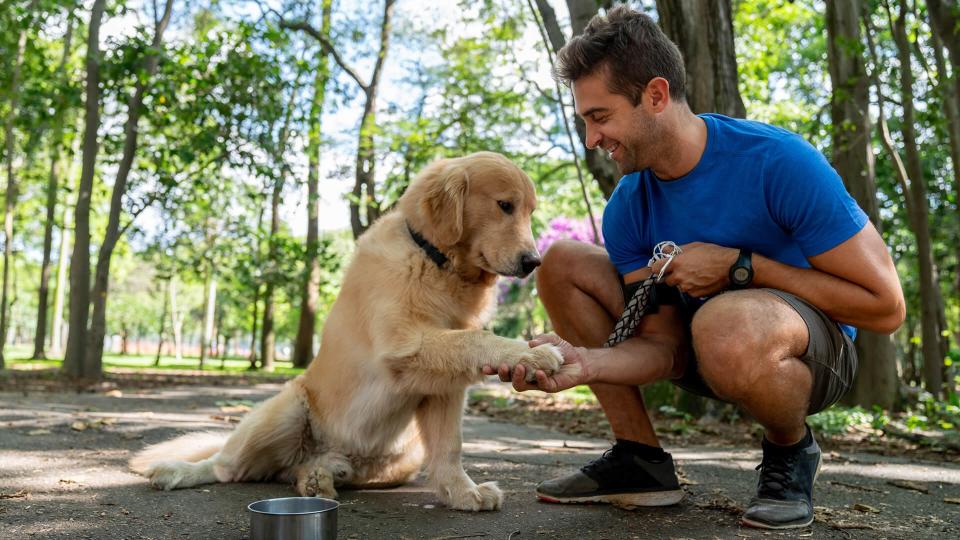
[[603, 276, 658, 348], [602, 241, 682, 348]]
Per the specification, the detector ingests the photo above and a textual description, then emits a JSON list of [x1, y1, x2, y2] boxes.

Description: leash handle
[[603, 276, 657, 348], [604, 241, 683, 348]]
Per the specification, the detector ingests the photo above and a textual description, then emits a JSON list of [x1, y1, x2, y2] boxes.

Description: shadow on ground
[[1, 382, 958, 539]]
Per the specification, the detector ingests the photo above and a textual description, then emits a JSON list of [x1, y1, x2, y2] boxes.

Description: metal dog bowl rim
[[247, 496, 340, 516]]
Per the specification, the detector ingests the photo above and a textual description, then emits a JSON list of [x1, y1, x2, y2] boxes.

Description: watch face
[[733, 267, 750, 283]]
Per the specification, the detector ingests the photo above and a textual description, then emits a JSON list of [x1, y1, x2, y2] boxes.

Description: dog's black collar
[[407, 223, 449, 269]]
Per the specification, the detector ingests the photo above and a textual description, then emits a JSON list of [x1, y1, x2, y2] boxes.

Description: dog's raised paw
[[518, 344, 563, 382]]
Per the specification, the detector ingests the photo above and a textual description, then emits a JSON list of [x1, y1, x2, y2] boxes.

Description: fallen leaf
[[887, 479, 929, 494], [219, 404, 251, 414], [853, 503, 880, 513], [0, 490, 28, 499], [27, 429, 52, 436], [70, 421, 88, 431], [105, 389, 123, 398]]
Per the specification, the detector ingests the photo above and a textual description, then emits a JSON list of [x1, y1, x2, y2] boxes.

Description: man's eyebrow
[[580, 107, 609, 118]]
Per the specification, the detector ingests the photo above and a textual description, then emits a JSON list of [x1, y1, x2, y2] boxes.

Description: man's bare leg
[[536, 240, 684, 446]]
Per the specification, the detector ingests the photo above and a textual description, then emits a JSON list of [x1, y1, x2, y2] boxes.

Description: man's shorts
[[651, 287, 858, 415]]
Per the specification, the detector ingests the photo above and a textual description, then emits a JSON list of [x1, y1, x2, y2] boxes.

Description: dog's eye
[[497, 200, 514, 215]]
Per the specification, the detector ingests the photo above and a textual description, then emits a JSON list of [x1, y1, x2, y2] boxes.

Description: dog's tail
[[128, 431, 228, 475]]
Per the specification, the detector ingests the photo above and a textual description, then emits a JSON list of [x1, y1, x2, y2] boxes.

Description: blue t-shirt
[[602, 114, 868, 339]]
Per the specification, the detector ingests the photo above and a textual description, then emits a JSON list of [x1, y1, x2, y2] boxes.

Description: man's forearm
[[584, 335, 680, 386], [752, 254, 901, 333]]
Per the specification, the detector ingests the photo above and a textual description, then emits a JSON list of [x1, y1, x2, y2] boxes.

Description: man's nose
[[585, 124, 602, 150]]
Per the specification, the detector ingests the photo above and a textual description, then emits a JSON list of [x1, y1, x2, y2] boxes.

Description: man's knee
[[536, 239, 595, 292], [690, 292, 778, 401]]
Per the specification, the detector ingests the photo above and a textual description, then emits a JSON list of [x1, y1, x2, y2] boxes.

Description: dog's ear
[[420, 161, 469, 246]]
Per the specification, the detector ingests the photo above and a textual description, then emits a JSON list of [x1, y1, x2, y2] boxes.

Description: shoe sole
[[739, 450, 822, 530], [537, 489, 684, 508]]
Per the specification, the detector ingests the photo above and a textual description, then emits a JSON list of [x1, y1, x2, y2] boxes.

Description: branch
[[524, 0, 599, 244], [279, 19, 369, 93], [864, 4, 915, 219]]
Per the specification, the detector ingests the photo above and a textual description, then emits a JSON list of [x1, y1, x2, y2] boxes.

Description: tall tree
[[86, 0, 175, 368], [888, 0, 948, 396], [657, 0, 747, 416], [927, 0, 960, 347], [261, 72, 302, 372], [535, 0, 620, 198], [281, 0, 395, 239], [655, 0, 746, 118], [34, 10, 75, 360], [63, 0, 107, 380], [293, 0, 333, 369], [826, 0, 898, 408], [0, 1, 33, 368]]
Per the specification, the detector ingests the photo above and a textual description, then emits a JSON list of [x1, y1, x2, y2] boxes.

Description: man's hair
[[554, 6, 686, 105]]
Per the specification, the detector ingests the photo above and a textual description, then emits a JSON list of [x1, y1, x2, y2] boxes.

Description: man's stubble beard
[[617, 109, 663, 176]]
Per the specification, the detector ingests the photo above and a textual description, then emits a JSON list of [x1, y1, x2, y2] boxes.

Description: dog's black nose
[[520, 253, 542, 275]]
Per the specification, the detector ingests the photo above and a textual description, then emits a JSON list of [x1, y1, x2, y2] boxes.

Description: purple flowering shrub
[[493, 216, 601, 337]]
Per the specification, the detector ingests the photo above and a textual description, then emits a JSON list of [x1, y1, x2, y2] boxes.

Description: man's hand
[[650, 241, 738, 297], [481, 333, 591, 392]]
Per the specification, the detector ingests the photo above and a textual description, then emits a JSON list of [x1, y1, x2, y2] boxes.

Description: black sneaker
[[535, 443, 684, 507], [741, 426, 822, 530]]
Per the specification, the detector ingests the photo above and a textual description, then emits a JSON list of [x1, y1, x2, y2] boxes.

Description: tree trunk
[[63, 0, 108, 381], [535, 0, 620, 199], [50, 205, 71, 356], [199, 268, 216, 369], [827, 0, 898, 409], [0, 5, 31, 369], [247, 202, 264, 369], [349, 0, 394, 238], [170, 276, 183, 363], [927, 1, 960, 352], [889, 1, 947, 396], [294, 0, 334, 369], [260, 68, 302, 372], [654, 0, 747, 416], [86, 0, 174, 371], [155, 278, 168, 367], [655, 0, 746, 118], [34, 13, 75, 360]]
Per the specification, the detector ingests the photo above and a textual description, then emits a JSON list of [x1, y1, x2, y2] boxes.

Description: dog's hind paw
[[442, 481, 503, 511], [145, 461, 189, 491], [296, 467, 338, 499]]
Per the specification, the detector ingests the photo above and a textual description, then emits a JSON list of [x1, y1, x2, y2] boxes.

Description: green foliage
[[808, 406, 889, 435]]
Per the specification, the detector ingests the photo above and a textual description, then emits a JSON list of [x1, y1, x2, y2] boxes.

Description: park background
[[0, 0, 958, 445]]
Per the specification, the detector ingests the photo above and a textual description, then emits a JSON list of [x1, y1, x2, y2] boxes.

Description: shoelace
[[581, 448, 621, 478], [755, 451, 798, 499]]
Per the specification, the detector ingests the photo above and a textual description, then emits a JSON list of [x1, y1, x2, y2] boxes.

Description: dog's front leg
[[385, 329, 563, 394], [416, 389, 501, 511]]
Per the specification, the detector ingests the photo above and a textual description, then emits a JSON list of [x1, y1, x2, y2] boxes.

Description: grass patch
[[4, 345, 303, 377]]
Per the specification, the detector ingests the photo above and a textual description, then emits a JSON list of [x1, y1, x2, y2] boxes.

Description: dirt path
[[1, 382, 958, 539]]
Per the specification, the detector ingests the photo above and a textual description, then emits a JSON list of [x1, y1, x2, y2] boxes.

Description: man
[[483, 5, 904, 530]]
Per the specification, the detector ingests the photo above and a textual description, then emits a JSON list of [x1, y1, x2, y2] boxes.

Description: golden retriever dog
[[129, 151, 562, 511]]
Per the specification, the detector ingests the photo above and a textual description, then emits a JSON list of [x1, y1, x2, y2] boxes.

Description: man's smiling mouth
[[605, 142, 620, 159]]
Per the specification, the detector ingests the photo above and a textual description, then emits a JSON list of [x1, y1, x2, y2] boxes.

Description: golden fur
[[129, 152, 562, 511]]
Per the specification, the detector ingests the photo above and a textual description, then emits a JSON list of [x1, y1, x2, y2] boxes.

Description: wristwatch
[[728, 248, 753, 289]]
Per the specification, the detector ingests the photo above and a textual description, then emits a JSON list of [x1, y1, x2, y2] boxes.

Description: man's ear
[[419, 161, 469, 246], [645, 77, 671, 112]]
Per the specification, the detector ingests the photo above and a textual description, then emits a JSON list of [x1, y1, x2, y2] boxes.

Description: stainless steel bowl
[[248, 497, 339, 540]]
